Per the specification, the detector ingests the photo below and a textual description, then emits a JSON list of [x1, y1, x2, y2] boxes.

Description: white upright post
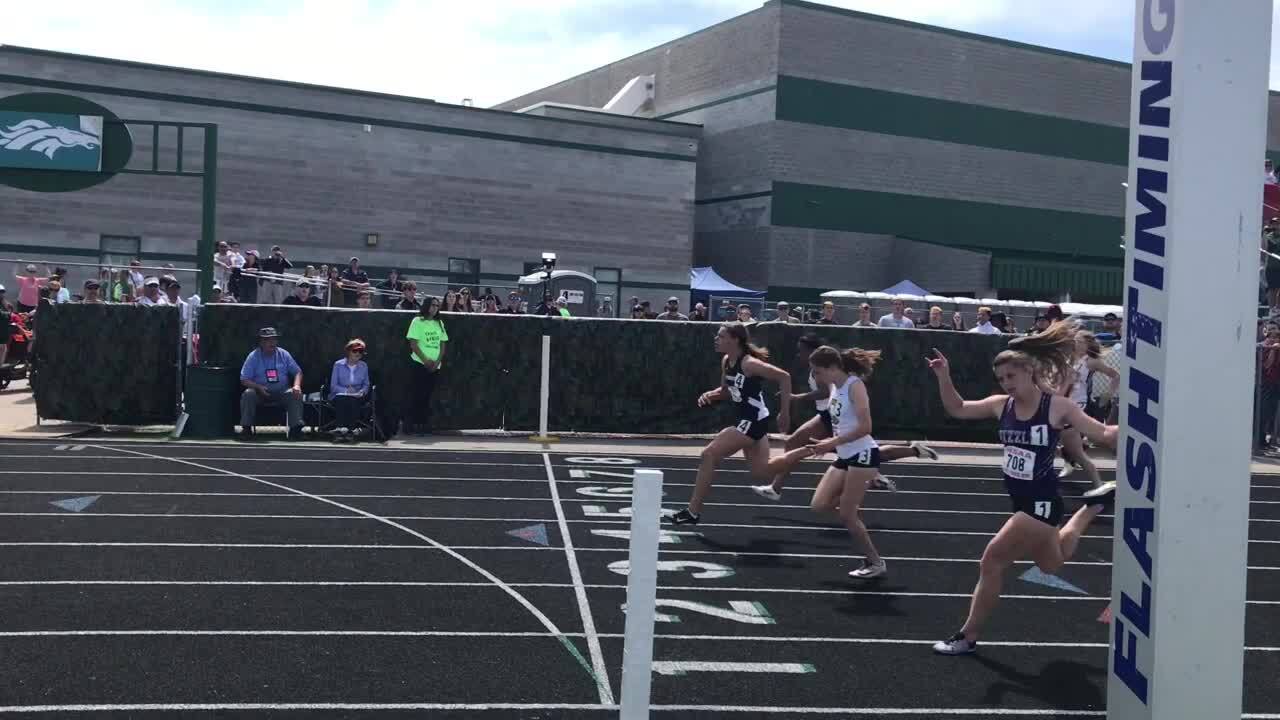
[[1109, 2, 1271, 719], [620, 468, 663, 720], [530, 334, 557, 442]]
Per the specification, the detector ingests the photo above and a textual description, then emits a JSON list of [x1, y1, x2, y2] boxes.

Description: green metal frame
[[114, 119, 218, 300]]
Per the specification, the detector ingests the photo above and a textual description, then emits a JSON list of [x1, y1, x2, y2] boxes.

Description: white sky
[[3, 1, 1279, 107]]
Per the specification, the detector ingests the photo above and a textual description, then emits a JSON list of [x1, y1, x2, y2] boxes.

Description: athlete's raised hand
[[926, 348, 950, 375]]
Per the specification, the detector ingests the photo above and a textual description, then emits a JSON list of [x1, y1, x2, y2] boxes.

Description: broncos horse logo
[[0, 119, 100, 160]]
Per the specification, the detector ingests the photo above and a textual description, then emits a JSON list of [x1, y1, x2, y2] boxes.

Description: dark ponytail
[[722, 322, 769, 361]]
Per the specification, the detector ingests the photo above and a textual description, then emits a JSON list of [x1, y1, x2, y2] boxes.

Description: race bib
[[1003, 446, 1035, 481]]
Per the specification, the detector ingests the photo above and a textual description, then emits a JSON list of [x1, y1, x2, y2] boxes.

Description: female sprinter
[[1057, 329, 1119, 489], [927, 322, 1118, 655], [803, 346, 890, 579], [668, 323, 792, 526], [752, 335, 938, 501]]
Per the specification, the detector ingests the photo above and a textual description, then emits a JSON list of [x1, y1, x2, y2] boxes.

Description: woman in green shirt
[[404, 296, 448, 435]]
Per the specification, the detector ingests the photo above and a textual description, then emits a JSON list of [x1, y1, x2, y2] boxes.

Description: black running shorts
[[1010, 495, 1065, 526], [731, 417, 769, 441], [832, 447, 881, 470]]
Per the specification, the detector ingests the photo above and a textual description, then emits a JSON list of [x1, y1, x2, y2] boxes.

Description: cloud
[[2, 0, 1279, 109]]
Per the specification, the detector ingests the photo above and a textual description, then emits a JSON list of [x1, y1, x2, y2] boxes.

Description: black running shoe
[[668, 508, 701, 525], [1083, 481, 1117, 506]]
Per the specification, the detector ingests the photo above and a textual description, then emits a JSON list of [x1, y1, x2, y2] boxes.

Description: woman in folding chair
[[329, 338, 372, 443]]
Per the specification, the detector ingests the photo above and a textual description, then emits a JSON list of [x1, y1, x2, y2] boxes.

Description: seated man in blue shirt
[[239, 326, 304, 440]]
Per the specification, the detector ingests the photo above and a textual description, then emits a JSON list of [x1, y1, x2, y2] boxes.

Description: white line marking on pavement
[[543, 453, 614, 704]]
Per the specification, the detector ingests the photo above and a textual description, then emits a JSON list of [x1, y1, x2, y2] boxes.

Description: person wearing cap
[[773, 301, 796, 323], [689, 302, 708, 321], [161, 277, 191, 322], [1045, 304, 1065, 323], [1098, 312, 1122, 346], [132, 277, 159, 306], [239, 327, 304, 440], [283, 282, 323, 307], [552, 296, 571, 318], [656, 297, 688, 321], [339, 257, 370, 306], [258, 245, 293, 304], [79, 279, 104, 304], [209, 285, 234, 304], [405, 296, 448, 435], [736, 304, 754, 323], [13, 264, 49, 313], [127, 260, 145, 296], [328, 338, 372, 442]]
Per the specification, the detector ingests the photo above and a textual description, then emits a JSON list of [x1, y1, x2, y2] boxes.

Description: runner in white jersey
[[802, 345, 889, 579], [1055, 329, 1118, 491], [752, 335, 938, 501]]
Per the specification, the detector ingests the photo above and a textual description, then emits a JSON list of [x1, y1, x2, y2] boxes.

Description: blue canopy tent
[[881, 279, 931, 296], [690, 267, 765, 316]]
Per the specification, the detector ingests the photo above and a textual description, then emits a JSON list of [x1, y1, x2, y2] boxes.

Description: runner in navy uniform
[[669, 323, 793, 525], [753, 335, 938, 501], [926, 322, 1118, 655]]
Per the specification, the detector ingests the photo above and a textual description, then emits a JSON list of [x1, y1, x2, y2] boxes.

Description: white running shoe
[[849, 560, 887, 579], [911, 441, 939, 461], [1058, 463, 1076, 478], [933, 632, 978, 655], [868, 474, 898, 492], [1083, 481, 1117, 505], [751, 485, 782, 501]]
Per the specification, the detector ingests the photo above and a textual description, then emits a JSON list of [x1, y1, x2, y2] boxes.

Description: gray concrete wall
[[760, 227, 990, 298], [777, 2, 1130, 127], [0, 47, 697, 296], [494, 3, 780, 117], [771, 121, 1124, 217]]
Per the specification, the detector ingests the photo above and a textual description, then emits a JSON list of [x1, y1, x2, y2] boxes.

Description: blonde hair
[[1077, 329, 1102, 359], [978, 306, 992, 315], [930, 306, 943, 313], [994, 321, 1075, 386]]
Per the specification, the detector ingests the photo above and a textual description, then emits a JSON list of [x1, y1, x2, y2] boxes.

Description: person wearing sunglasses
[[329, 338, 372, 443]]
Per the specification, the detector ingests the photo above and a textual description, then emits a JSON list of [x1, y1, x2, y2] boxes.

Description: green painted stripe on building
[[654, 85, 777, 120], [770, 181, 1123, 260], [0, 74, 697, 164], [991, 256, 1123, 299], [695, 190, 773, 206], [776, 75, 1129, 166]]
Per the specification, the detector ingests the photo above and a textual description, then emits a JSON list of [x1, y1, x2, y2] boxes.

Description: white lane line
[[92, 445, 602, 690], [9, 580, 1280, 606], [542, 453, 613, 705], [6, 540, 1280, 572], [9, 507, 1280, 527], [650, 707, 1105, 716], [0, 629, 1277, 653], [0, 703, 614, 714], [0, 630, 580, 638]]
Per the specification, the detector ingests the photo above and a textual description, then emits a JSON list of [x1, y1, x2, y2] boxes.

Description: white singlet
[[1069, 358, 1089, 408], [809, 371, 830, 412], [828, 375, 877, 458]]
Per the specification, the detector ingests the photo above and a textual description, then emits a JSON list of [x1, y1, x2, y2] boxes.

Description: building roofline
[[0, 44, 702, 130], [492, 2, 778, 109]]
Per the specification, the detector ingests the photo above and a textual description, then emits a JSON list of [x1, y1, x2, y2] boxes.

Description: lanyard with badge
[[264, 354, 280, 385]]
